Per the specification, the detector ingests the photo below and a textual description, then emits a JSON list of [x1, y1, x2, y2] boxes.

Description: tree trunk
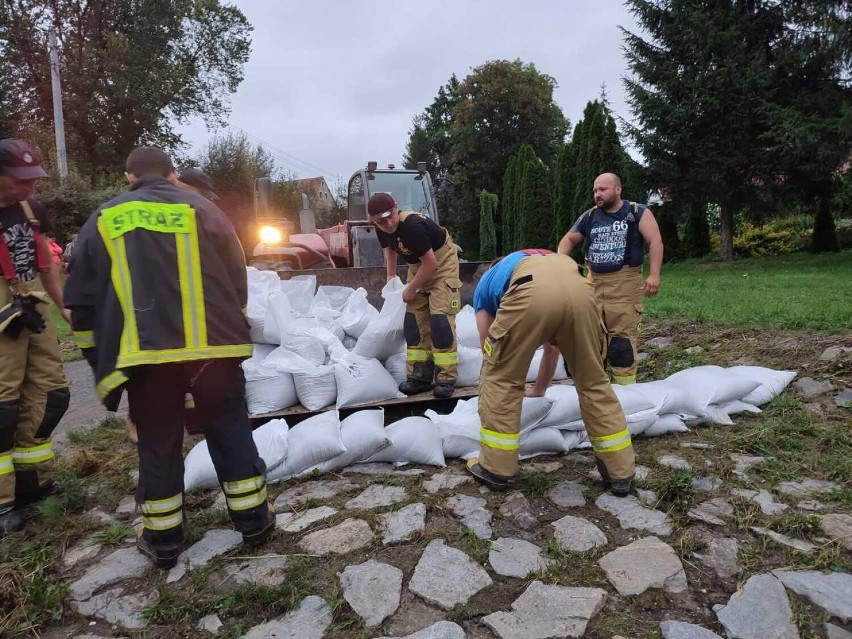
[[719, 202, 734, 261], [811, 187, 840, 253]]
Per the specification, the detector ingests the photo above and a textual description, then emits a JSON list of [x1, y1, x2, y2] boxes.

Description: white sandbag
[[562, 430, 589, 452], [541, 385, 582, 428], [518, 396, 556, 433], [268, 411, 345, 483], [642, 413, 689, 437], [519, 427, 565, 459], [427, 396, 554, 434], [456, 345, 482, 387], [338, 288, 379, 338], [312, 285, 354, 316], [184, 418, 289, 490], [611, 385, 658, 436], [334, 354, 405, 408], [729, 366, 797, 406], [243, 345, 298, 415], [353, 277, 406, 360], [383, 352, 407, 385], [722, 400, 762, 416], [626, 408, 659, 436], [343, 335, 358, 350], [246, 268, 281, 343], [264, 294, 328, 363], [456, 305, 480, 349], [434, 412, 480, 459], [264, 347, 337, 411], [364, 416, 445, 467], [301, 409, 389, 474], [664, 366, 760, 422], [525, 348, 569, 383], [279, 275, 317, 316]]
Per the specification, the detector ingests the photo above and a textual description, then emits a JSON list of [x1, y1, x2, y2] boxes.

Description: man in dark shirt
[[369, 192, 461, 398], [0, 139, 70, 534]]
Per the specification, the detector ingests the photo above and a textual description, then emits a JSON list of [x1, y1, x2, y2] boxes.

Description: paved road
[[55, 359, 128, 449]]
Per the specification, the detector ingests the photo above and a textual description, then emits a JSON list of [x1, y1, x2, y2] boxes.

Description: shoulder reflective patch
[[101, 201, 195, 239]]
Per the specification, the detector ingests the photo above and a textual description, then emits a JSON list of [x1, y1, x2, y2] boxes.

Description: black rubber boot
[[0, 509, 23, 535], [433, 382, 455, 399], [596, 458, 633, 497], [399, 378, 434, 396], [134, 522, 183, 569], [16, 479, 62, 506], [242, 509, 276, 547], [465, 458, 515, 491]]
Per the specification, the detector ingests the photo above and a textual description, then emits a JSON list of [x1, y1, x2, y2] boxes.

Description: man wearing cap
[[177, 167, 219, 202], [64, 146, 274, 567], [0, 139, 71, 534], [465, 249, 635, 495], [368, 192, 461, 399]]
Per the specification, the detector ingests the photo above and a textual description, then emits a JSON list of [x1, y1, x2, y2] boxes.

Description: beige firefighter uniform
[[588, 265, 644, 385], [477, 253, 635, 480], [401, 213, 461, 384]]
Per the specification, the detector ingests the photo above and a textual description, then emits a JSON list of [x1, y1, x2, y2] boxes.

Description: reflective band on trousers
[[227, 486, 268, 511], [406, 348, 431, 362], [143, 511, 184, 531], [480, 427, 520, 451], [0, 455, 13, 475], [612, 374, 637, 385], [432, 351, 458, 366], [75, 330, 95, 349], [223, 476, 265, 495], [590, 428, 632, 453], [12, 441, 54, 464], [140, 494, 183, 515]]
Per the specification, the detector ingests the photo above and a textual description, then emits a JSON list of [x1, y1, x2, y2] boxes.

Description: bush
[[36, 171, 126, 242], [733, 222, 809, 257]]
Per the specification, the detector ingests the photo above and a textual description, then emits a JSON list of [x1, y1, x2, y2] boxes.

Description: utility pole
[[48, 27, 68, 179]]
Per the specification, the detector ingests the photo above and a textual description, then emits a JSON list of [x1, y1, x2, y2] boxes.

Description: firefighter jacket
[[64, 177, 252, 405]]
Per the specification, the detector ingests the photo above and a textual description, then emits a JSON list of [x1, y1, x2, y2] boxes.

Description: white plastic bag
[[541, 385, 582, 428], [246, 268, 281, 344], [301, 409, 389, 475], [665, 366, 760, 422], [264, 348, 337, 411], [364, 416, 445, 467], [642, 413, 689, 437], [243, 345, 298, 415], [338, 288, 379, 338], [519, 427, 565, 459], [729, 366, 797, 406], [279, 275, 317, 316], [525, 348, 569, 383], [268, 411, 345, 483], [722, 400, 762, 416], [353, 277, 406, 360], [455, 305, 480, 349], [562, 430, 589, 451], [383, 352, 407, 385], [184, 418, 289, 490], [334, 354, 404, 408], [312, 286, 354, 316], [456, 345, 483, 387]]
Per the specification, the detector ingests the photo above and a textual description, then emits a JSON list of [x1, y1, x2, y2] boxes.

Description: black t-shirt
[[376, 212, 447, 264], [0, 199, 53, 282]]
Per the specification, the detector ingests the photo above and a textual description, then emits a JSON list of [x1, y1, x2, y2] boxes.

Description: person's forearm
[[384, 248, 398, 280], [407, 262, 437, 291], [532, 343, 560, 394], [42, 261, 65, 309], [558, 236, 576, 255], [648, 240, 663, 278]]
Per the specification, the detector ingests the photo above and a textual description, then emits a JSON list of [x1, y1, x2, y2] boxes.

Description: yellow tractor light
[[259, 225, 284, 245]]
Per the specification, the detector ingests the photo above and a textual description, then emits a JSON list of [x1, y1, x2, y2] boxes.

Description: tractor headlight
[[259, 225, 284, 245]]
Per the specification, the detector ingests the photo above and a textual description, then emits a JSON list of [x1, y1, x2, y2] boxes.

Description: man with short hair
[[65, 146, 273, 568], [0, 139, 70, 534], [466, 249, 635, 495], [177, 167, 219, 201], [368, 192, 461, 399], [558, 173, 663, 385]]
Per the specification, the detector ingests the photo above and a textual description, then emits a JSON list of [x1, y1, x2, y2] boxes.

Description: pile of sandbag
[[243, 269, 406, 415]]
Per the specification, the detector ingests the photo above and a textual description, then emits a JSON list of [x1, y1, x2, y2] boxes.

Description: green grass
[[48, 303, 83, 361], [645, 251, 852, 331]]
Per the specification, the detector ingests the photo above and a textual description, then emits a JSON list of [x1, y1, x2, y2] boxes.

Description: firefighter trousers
[[0, 279, 69, 513], [127, 358, 269, 551], [590, 266, 644, 385], [478, 254, 635, 480], [405, 239, 462, 384]]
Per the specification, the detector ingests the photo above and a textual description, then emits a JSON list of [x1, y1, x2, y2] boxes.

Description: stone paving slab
[[552, 515, 607, 552], [344, 463, 425, 476], [220, 556, 290, 588], [62, 537, 102, 570], [198, 614, 224, 634], [598, 536, 688, 596], [660, 620, 723, 639], [826, 624, 852, 639], [241, 595, 332, 639], [70, 587, 155, 631], [751, 526, 817, 554], [776, 479, 841, 497], [273, 479, 355, 509], [275, 506, 337, 533], [729, 454, 769, 478], [546, 480, 586, 508], [482, 580, 606, 639], [773, 570, 852, 622], [167, 529, 243, 584], [409, 539, 492, 610], [659, 453, 692, 470], [423, 473, 472, 494], [498, 492, 538, 530], [376, 621, 466, 639], [299, 518, 374, 556], [821, 513, 852, 550], [488, 537, 549, 578], [692, 476, 724, 493], [714, 573, 798, 639], [379, 503, 427, 545], [687, 498, 734, 527], [445, 494, 493, 539], [69, 547, 152, 601], [345, 485, 409, 510], [693, 531, 738, 580], [732, 488, 789, 515], [595, 493, 673, 536], [340, 560, 403, 627]]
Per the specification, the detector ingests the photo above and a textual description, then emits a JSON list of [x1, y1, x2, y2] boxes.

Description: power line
[[234, 127, 342, 181]]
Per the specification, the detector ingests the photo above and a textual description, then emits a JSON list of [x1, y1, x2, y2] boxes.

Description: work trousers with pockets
[[405, 239, 462, 384], [478, 254, 635, 480], [127, 358, 269, 551], [589, 266, 644, 385], [0, 278, 69, 513]]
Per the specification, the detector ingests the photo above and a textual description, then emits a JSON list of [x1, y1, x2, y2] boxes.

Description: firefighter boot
[[596, 458, 633, 497], [465, 458, 515, 491], [242, 508, 276, 547], [135, 521, 183, 569], [433, 381, 455, 399]]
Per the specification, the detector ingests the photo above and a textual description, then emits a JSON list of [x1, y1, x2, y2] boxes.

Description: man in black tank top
[[369, 193, 461, 399]]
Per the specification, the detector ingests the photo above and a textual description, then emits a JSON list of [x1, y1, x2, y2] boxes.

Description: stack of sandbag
[[246, 268, 285, 343], [242, 344, 298, 416]]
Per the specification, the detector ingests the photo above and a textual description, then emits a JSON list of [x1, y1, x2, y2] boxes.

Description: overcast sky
[[178, 0, 644, 187]]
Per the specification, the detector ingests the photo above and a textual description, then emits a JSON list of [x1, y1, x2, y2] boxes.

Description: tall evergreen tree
[[501, 156, 518, 255], [551, 142, 577, 248], [513, 144, 537, 250], [517, 148, 553, 249], [479, 191, 498, 260], [682, 202, 711, 258]]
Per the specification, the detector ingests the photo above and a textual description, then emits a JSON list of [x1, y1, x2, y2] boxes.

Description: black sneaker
[[135, 532, 182, 569], [16, 481, 62, 506], [596, 458, 633, 497], [465, 458, 515, 491], [399, 379, 434, 396], [0, 509, 23, 535], [433, 382, 455, 399], [242, 510, 276, 547]]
